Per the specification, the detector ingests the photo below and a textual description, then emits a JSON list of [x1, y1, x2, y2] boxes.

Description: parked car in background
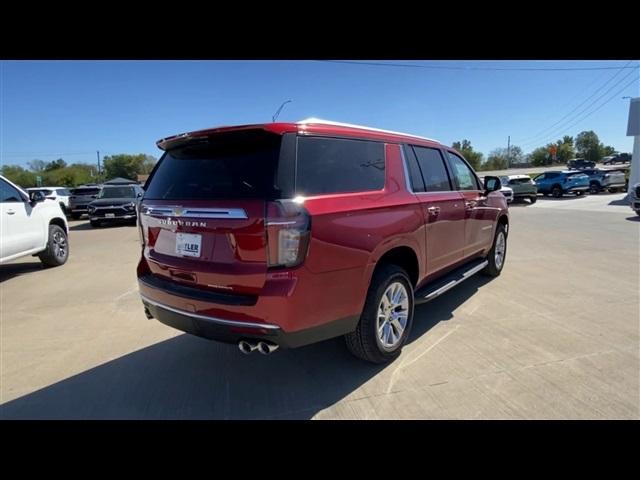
[[602, 153, 632, 165], [1, 175, 69, 267], [480, 176, 512, 203], [26, 187, 71, 214], [630, 183, 640, 216], [499, 175, 538, 203], [137, 119, 509, 364], [579, 168, 627, 194], [87, 184, 144, 227], [68, 184, 102, 219], [567, 158, 595, 170], [533, 171, 590, 198]]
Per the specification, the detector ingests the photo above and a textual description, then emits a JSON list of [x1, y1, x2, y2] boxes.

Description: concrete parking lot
[[1, 193, 638, 419]]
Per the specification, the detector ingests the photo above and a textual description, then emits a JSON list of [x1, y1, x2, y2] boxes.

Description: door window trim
[[443, 150, 482, 191], [400, 144, 456, 194]]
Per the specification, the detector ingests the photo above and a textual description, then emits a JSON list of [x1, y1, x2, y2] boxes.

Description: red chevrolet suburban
[[137, 118, 508, 363]]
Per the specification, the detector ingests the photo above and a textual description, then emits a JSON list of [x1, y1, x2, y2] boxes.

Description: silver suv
[[631, 183, 640, 216]]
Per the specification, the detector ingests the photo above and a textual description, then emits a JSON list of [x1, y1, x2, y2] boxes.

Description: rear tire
[[90, 220, 101, 228], [608, 187, 618, 193], [345, 264, 414, 364], [552, 186, 562, 198], [529, 195, 537, 204], [38, 224, 69, 268], [482, 224, 507, 277], [589, 183, 600, 194]]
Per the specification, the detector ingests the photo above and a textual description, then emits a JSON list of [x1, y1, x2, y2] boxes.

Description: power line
[[517, 61, 634, 145], [543, 75, 639, 140], [521, 68, 638, 148], [317, 60, 640, 72]]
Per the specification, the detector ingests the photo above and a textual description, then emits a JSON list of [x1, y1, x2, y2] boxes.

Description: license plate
[[105, 213, 115, 218], [176, 233, 202, 257]]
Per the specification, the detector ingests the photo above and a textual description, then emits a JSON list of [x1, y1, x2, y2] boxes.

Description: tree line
[[1, 154, 157, 188], [452, 130, 617, 171]]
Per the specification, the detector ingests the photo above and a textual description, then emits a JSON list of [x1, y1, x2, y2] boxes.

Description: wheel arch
[[49, 217, 68, 234]]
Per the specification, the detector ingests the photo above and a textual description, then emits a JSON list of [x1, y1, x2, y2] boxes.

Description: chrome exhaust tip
[[257, 341, 279, 355], [238, 340, 257, 355]]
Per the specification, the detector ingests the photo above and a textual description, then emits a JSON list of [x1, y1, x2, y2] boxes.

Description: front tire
[[589, 183, 600, 194], [552, 186, 563, 198], [345, 264, 414, 364], [38, 224, 69, 268], [529, 195, 537, 204], [482, 224, 507, 277]]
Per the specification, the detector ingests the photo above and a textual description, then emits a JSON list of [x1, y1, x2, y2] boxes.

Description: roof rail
[[296, 117, 439, 143]]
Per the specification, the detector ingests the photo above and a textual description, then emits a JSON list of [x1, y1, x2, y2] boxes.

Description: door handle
[[6, 210, 16, 215], [465, 201, 477, 210], [427, 206, 440, 216]]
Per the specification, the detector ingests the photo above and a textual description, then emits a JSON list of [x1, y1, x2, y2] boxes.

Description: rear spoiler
[[156, 124, 291, 151]]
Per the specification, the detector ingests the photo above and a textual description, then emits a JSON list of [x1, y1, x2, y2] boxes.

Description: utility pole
[[97, 150, 101, 178], [507, 136, 511, 168]]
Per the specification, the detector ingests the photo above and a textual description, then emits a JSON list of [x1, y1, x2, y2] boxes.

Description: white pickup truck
[[0, 175, 69, 267]]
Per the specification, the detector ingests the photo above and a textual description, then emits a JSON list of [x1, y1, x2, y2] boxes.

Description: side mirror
[[29, 191, 46, 204], [483, 176, 501, 193]]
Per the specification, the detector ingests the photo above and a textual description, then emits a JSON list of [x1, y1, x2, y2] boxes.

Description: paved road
[[0, 194, 638, 419]]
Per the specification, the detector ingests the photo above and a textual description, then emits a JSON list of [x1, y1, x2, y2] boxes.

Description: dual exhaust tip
[[238, 340, 279, 355]]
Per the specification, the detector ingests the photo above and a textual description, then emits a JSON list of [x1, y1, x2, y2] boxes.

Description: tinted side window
[[0, 179, 24, 202], [296, 137, 385, 195], [402, 145, 425, 192], [446, 152, 480, 190], [412, 146, 451, 192]]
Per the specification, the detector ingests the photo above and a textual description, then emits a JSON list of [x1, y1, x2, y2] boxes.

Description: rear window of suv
[[144, 130, 284, 200], [295, 137, 385, 196]]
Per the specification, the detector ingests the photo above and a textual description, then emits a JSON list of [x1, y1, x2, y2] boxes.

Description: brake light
[[266, 200, 311, 268]]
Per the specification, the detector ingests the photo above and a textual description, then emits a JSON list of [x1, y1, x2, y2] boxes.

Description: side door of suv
[[403, 145, 465, 276], [444, 151, 497, 259], [0, 178, 41, 260]]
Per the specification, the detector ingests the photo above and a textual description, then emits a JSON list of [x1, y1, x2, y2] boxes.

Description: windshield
[[98, 186, 136, 198]]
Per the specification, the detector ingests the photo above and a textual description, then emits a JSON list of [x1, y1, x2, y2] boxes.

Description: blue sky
[[1, 60, 638, 167]]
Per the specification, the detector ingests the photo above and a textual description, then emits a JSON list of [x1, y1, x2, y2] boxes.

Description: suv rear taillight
[[266, 200, 311, 268]]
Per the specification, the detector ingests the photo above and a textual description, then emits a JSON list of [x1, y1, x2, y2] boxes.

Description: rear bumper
[[140, 292, 358, 349]]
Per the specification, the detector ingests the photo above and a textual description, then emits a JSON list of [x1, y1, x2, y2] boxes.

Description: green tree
[[102, 154, 157, 180], [575, 131, 603, 162], [44, 158, 67, 171], [555, 136, 575, 164], [602, 145, 616, 156], [451, 140, 483, 170], [0, 165, 37, 188], [27, 159, 46, 172], [530, 146, 552, 167]]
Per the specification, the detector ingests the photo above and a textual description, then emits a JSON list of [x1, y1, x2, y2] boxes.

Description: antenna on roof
[[272, 100, 292, 122]]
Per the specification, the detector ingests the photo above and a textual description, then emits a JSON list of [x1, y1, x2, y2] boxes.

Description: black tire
[[71, 213, 82, 220], [529, 195, 537, 204], [589, 183, 600, 194], [552, 185, 563, 198], [90, 220, 101, 228], [482, 223, 507, 277], [608, 187, 618, 193], [576, 191, 584, 196], [345, 264, 414, 364], [38, 224, 69, 268]]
